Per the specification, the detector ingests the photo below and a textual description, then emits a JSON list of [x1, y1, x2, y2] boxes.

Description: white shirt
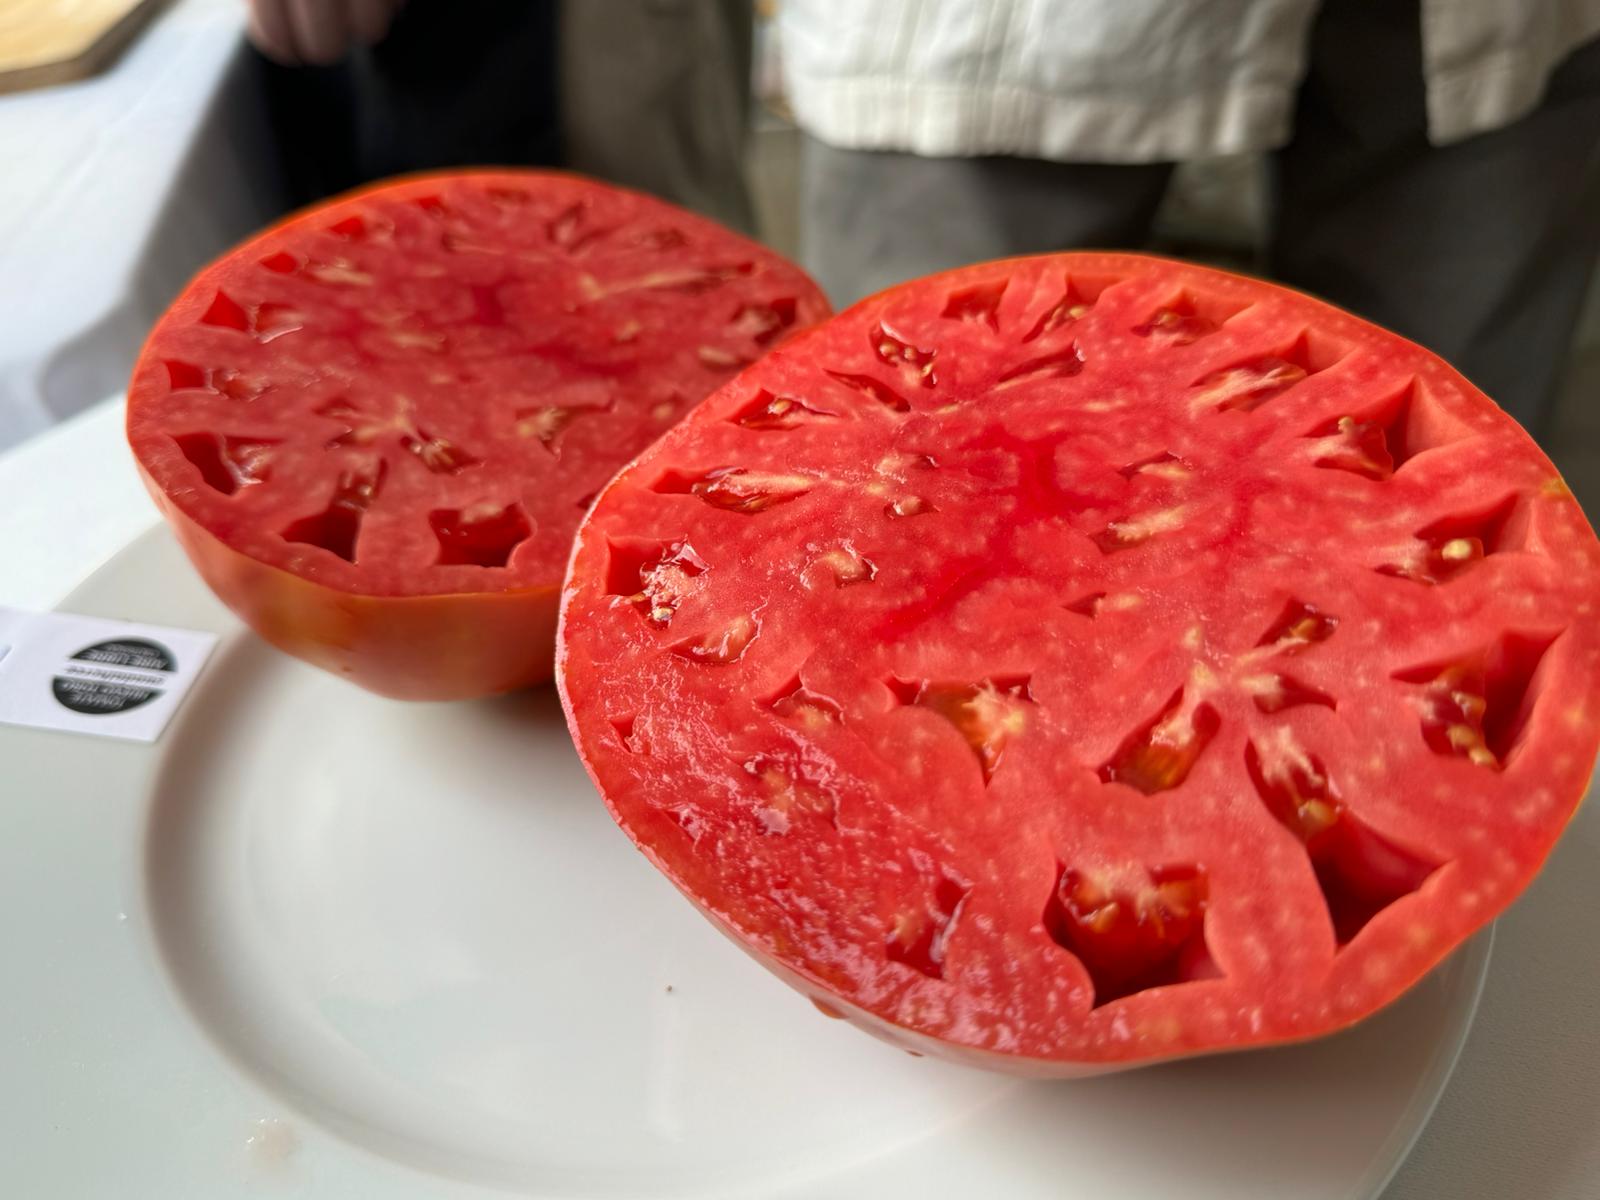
[[779, 0, 1600, 160]]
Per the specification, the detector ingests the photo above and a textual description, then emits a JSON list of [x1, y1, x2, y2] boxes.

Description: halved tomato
[[558, 252, 1600, 1073], [127, 170, 828, 699]]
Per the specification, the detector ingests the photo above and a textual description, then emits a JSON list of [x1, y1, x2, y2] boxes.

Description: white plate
[[0, 527, 1492, 1200]]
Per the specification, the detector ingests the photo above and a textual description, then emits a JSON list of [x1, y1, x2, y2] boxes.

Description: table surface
[[3, 397, 1597, 1200], [0, 0, 276, 450]]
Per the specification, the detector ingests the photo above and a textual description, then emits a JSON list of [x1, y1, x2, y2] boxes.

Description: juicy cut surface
[[558, 253, 1600, 1068], [127, 171, 829, 597]]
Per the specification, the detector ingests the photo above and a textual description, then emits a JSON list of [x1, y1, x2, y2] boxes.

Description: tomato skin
[[741, 938, 1134, 1079], [558, 249, 1600, 1074], [127, 168, 827, 699], [141, 466, 557, 700]]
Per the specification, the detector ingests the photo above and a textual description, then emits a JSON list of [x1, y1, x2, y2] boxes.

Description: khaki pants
[[561, 0, 755, 234]]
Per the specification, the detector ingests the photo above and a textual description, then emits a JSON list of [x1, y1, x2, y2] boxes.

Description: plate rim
[[0, 522, 1499, 1199]]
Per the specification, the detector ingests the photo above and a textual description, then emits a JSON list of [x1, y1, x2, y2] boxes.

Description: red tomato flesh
[[127, 170, 828, 699], [558, 252, 1600, 1072]]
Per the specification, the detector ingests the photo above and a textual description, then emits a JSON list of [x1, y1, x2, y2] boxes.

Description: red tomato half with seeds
[[127, 170, 828, 699], [558, 252, 1600, 1074]]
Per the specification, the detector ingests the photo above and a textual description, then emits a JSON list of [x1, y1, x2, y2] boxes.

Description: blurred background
[[1, 0, 1596, 511]]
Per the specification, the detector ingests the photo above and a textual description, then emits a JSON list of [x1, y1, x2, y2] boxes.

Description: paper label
[[0, 607, 218, 742]]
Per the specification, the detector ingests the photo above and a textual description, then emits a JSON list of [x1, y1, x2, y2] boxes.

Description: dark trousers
[[799, 2, 1600, 433], [254, 0, 755, 233]]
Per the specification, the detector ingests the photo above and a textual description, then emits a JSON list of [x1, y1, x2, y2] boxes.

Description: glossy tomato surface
[[127, 170, 829, 699], [558, 253, 1600, 1073]]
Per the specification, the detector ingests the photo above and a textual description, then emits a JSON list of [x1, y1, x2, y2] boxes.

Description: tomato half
[[127, 170, 829, 699], [558, 253, 1600, 1073]]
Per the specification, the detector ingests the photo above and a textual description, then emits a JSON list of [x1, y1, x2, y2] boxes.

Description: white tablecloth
[[2, 397, 1597, 1199], [0, 0, 278, 452]]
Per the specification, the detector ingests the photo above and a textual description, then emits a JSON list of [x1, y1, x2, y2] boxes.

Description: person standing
[[244, 0, 756, 233], [782, 0, 1600, 434]]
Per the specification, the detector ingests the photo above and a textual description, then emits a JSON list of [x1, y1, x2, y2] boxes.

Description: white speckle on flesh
[[697, 345, 742, 367], [386, 330, 444, 351], [306, 262, 372, 286], [1108, 505, 1188, 544], [1140, 1014, 1183, 1043]]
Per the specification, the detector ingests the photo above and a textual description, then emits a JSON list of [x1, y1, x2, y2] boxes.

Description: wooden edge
[[0, 0, 176, 98]]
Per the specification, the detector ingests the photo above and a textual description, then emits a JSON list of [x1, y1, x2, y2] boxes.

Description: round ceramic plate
[[0, 527, 1492, 1199]]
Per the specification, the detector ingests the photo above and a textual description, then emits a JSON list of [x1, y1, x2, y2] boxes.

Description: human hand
[[246, 0, 404, 67]]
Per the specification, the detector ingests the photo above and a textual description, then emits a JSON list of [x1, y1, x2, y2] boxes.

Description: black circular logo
[[51, 638, 176, 716]]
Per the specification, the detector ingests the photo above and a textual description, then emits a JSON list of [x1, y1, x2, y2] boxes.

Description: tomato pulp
[[127, 170, 828, 699], [558, 253, 1600, 1072]]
